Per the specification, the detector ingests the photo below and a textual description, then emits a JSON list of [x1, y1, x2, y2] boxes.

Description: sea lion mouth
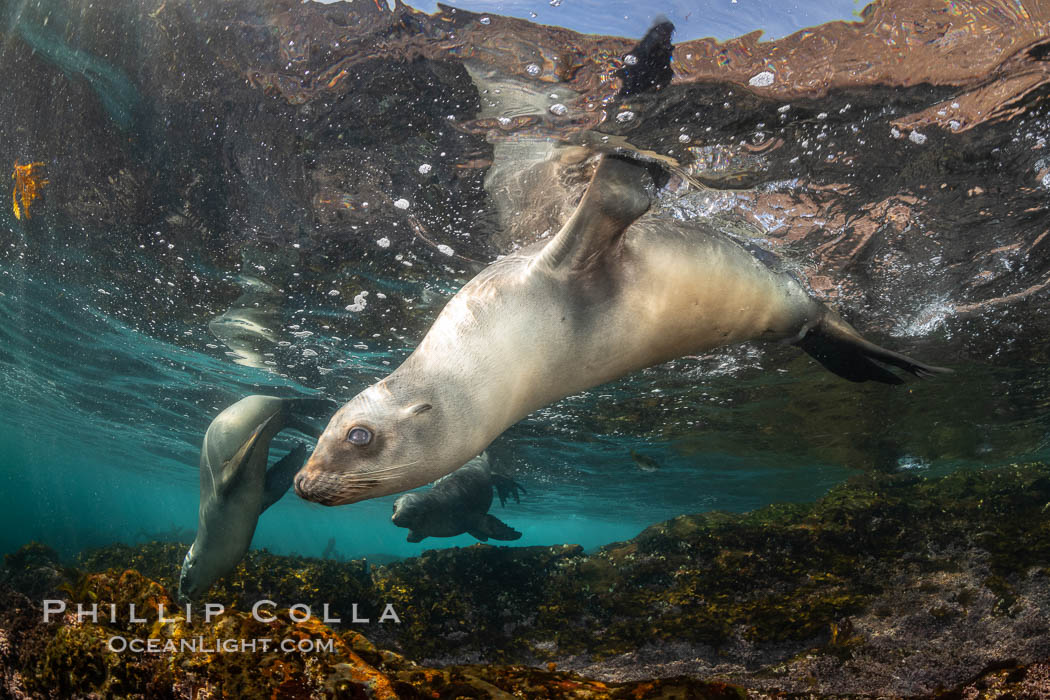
[[294, 471, 380, 506]]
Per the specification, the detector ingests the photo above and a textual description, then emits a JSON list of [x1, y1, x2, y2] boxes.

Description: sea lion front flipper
[[470, 515, 522, 542], [536, 155, 656, 273], [490, 473, 526, 506], [260, 443, 309, 512], [206, 416, 273, 498]]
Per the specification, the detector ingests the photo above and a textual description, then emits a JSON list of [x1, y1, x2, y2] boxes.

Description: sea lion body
[[179, 395, 327, 601], [391, 453, 524, 542], [295, 155, 947, 507]]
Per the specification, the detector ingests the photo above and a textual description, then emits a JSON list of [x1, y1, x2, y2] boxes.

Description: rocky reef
[[3, 462, 1050, 696]]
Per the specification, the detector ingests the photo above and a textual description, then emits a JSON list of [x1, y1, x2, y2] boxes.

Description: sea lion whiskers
[[355, 458, 422, 476]]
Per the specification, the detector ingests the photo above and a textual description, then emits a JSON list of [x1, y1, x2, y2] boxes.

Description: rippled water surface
[[1, 0, 1049, 566]]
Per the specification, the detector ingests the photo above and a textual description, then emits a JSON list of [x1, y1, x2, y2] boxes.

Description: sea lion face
[[177, 545, 204, 603], [390, 492, 428, 531], [294, 383, 443, 505]]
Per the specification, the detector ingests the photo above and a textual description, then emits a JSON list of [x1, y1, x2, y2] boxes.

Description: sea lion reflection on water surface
[[294, 153, 949, 507]]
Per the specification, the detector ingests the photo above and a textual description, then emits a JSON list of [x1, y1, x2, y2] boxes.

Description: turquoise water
[[0, 265, 857, 561], [2, 0, 1048, 576]]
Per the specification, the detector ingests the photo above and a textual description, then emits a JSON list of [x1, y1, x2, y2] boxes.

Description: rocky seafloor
[[3, 462, 1050, 698]]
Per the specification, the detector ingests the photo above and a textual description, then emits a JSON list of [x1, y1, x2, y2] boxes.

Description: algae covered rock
[[5, 463, 1050, 696]]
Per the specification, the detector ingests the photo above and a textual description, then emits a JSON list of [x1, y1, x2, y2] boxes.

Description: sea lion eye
[[347, 427, 372, 446]]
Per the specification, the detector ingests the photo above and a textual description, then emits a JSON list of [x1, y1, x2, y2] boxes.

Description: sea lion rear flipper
[[287, 416, 323, 440], [282, 397, 338, 439], [470, 515, 522, 542], [261, 443, 309, 512], [490, 473, 526, 506], [536, 155, 657, 273], [796, 311, 952, 384]]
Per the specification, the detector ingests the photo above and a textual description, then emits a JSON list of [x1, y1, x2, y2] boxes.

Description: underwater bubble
[[291, 330, 314, 338], [418, 163, 432, 174], [678, 134, 690, 143], [624, 54, 638, 65], [498, 116, 513, 125], [549, 103, 568, 116], [480, 16, 490, 24], [394, 198, 410, 210], [891, 126, 902, 139], [377, 237, 391, 248], [526, 63, 541, 76], [909, 130, 927, 145], [893, 298, 953, 337], [748, 70, 774, 87], [1042, 172, 1050, 189], [437, 244, 455, 256], [327, 289, 340, 297], [549, 0, 562, 6], [778, 104, 791, 113], [817, 112, 828, 120], [302, 349, 318, 358], [616, 111, 636, 123]]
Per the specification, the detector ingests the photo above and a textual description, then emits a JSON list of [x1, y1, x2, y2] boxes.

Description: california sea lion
[[178, 395, 330, 601], [391, 452, 525, 543], [294, 153, 948, 506]]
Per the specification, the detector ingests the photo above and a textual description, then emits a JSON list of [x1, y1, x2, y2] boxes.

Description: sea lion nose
[[294, 472, 310, 498]]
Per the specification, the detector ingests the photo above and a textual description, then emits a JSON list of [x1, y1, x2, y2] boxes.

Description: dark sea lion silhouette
[[391, 453, 525, 543], [295, 153, 949, 507], [617, 19, 675, 97]]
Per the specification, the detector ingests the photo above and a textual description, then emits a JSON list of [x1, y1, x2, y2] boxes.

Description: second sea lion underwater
[[294, 151, 951, 508], [391, 452, 525, 543], [178, 395, 333, 602]]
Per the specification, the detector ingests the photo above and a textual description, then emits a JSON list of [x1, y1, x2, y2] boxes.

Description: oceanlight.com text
[[107, 636, 335, 654]]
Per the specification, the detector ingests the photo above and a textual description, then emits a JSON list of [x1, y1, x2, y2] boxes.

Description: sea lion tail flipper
[[261, 443, 309, 512], [470, 515, 522, 542], [283, 397, 339, 415], [796, 311, 953, 384], [282, 397, 338, 439], [490, 473, 526, 506]]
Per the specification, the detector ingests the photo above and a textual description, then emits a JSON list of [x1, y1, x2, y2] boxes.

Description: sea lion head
[[390, 492, 430, 541], [294, 380, 454, 506], [177, 544, 205, 603]]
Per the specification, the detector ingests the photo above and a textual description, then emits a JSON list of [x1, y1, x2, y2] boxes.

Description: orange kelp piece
[[12, 160, 48, 220]]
